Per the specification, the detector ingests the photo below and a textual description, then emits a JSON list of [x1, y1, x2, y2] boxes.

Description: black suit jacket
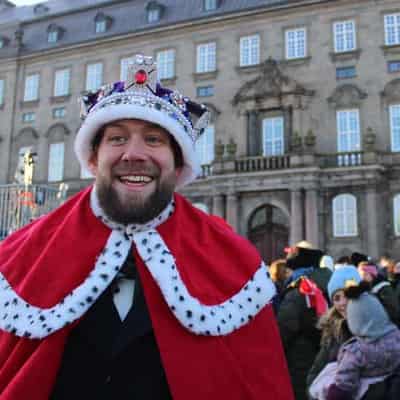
[[51, 254, 172, 400]]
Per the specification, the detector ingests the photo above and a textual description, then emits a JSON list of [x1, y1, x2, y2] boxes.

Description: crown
[[79, 54, 210, 143]]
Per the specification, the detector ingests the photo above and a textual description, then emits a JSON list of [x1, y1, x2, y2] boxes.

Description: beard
[[96, 162, 176, 225]]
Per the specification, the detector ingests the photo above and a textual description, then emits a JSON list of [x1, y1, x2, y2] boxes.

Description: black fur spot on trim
[[179, 296, 184, 302], [256, 287, 261, 293], [200, 315, 206, 322], [115, 241, 122, 247], [39, 315, 46, 321], [86, 296, 93, 303], [186, 310, 193, 318]]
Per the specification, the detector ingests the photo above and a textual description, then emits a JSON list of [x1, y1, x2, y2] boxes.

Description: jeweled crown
[[79, 54, 210, 142]]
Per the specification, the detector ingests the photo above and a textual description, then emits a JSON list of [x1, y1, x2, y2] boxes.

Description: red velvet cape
[[0, 187, 294, 399]]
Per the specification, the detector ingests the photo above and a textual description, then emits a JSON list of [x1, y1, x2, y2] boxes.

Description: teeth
[[120, 175, 152, 183]]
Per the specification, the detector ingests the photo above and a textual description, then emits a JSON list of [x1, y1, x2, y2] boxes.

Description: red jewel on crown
[[135, 69, 148, 85]]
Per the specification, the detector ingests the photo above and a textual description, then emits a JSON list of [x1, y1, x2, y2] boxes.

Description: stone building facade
[[0, 0, 400, 262]]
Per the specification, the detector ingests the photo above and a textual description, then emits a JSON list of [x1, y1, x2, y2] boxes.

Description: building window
[[52, 107, 66, 119], [54, 68, 70, 97], [394, 195, 400, 235], [147, 7, 160, 23], [262, 117, 284, 156], [22, 112, 35, 123], [333, 194, 358, 237], [0, 79, 4, 106], [384, 13, 400, 46], [337, 109, 360, 153], [95, 19, 106, 33], [285, 27, 306, 59], [48, 142, 64, 182], [336, 66, 356, 79], [195, 124, 215, 165], [204, 0, 217, 11], [240, 35, 260, 67], [197, 85, 214, 97], [120, 56, 135, 81], [86, 63, 103, 91], [48, 30, 58, 43], [156, 49, 175, 80], [23, 74, 40, 102], [390, 104, 400, 152], [0, 38, 4, 48], [196, 42, 216, 73], [333, 20, 356, 53], [388, 60, 400, 73]]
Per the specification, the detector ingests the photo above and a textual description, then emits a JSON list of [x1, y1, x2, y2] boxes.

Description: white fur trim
[[75, 103, 200, 188]]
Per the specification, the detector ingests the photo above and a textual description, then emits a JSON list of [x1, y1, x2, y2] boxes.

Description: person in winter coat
[[278, 247, 330, 400], [326, 283, 400, 400], [386, 261, 400, 308], [307, 266, 361, 392], [357, 262, 399, 326]]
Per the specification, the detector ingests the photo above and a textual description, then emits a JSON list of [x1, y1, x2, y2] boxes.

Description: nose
[[121, 136, 148, 162]]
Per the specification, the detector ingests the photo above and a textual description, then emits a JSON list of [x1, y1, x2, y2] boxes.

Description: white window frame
[[285, 27, 306, 59], [240, 35, 260, 67], [196, 42, 216, 73], [95, 19, 107, 33], [22, 112, 36, 123], [156, 49, 175, 80], [85, 62, 103, 91], [0, 79, 4, 105], [47, 30, 58, 43], [394, 195, 400, 236], [390, 104, 400, 152], [384, 13, 400, 46], [54, 68, 70, 97], [262, 117, 284, 156], [52, 107, 66, 119], [195, 124, 215, 165], [336, 109, 361, 151], [23, 74, 40, 102], [333, 20, 356, 53], [48, 142, 64, 182], [147, 8, 160, 23], [120, 56, 135, 81], [333, 194, 358, 237]]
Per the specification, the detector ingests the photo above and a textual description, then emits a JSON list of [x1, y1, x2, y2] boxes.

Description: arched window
[[332, 194, 358, 237], [393, 194, 400, 235]]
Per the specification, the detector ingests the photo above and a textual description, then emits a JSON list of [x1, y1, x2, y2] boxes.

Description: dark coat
[[371, 277, 400, 327], [278, 268, 331, 400]]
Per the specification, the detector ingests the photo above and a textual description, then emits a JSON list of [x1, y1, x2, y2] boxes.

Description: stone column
[[226, 191, 238, 231], [36, 135, 48, 183], [365, 186, 379, 260], [247, 110, 260, 156], [305, 188, 319, 247], [290, 189, 304, 245], [212, 193, 225, 218]]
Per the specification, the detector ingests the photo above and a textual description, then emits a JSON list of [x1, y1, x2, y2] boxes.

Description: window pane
[[394, 195, 400, 235], [334, 21, 356, 52], [24, 74, 39, 102], [95, 20, 106, 33], [285, 28, 306, 59], [240, 35, 260, 66], [48, 142, 64, 182], [157, 49, 175, 80], [333, 194, 357, 236], [54, 68, 70, 97], [262, 117, 284, 156], [86, 63, 103, 91], [195, 125, 215, 165], [120, 56, 135, 81], [196, 43, 216, 73], [0, 79, 4, 105], [336, 109, 360, 152], [390, 104, 400, 151], [385, 14, 400, 46]]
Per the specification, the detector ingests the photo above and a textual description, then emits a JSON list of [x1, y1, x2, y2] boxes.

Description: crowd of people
[[269, 242, 400, 400]]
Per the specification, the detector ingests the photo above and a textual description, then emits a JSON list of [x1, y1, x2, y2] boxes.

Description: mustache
[[112, 161, 160, 177]]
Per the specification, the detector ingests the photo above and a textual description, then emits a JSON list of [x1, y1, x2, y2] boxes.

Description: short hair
[[91, 123, 184, 169], [269, 259, 287, 283]]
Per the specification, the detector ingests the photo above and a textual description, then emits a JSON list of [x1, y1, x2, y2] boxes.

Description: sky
[[11, 0, 46, 6]]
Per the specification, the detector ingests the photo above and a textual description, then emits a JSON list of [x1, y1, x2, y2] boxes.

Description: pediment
[[233, 58, 314, 106], [382, 79, 400, 102], [327, 84, 367, 108]]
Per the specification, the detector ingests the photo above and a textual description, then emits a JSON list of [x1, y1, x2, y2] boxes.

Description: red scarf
[[0, 187, 293, 399]]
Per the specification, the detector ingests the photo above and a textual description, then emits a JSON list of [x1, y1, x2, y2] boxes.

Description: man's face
[[89, 119, 181, 224]]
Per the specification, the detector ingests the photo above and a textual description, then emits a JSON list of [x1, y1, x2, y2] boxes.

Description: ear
[[87, 152, 99, 176]]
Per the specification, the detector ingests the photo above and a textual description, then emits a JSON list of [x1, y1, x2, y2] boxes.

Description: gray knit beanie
[[346, 291, 396, 342]]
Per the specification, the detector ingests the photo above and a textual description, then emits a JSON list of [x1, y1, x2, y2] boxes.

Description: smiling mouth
[[119, 175, 154, 185]]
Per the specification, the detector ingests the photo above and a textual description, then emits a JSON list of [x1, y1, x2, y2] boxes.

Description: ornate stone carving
[[381, 79, 400, 103], [327, 84, 368, 108], [233, 58, 314, 106]]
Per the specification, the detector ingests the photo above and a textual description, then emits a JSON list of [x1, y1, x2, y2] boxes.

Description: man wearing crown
[[0, 55, 293, 399]]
